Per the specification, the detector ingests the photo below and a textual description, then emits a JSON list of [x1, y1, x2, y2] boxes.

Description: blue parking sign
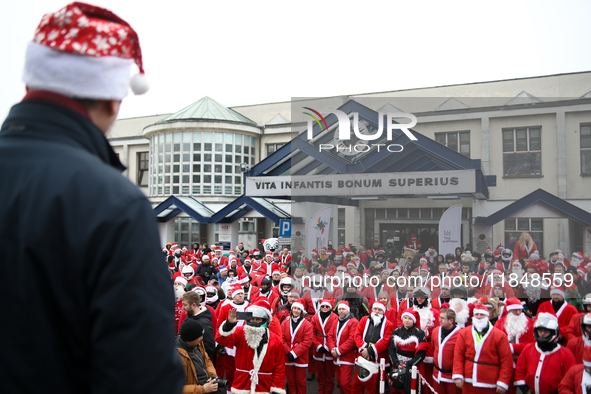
[[279, 220, 292, 237]]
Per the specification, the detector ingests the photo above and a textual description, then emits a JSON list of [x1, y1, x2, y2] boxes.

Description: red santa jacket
[[515, 343, 576, 394], [327, 316, 359, 366], [452, 325, 513, 391], [281, 317, 313, 367], [566, 335, 590, 365], [493, 314, 535, 358], [565, 311, 585, 342], [537, 300, 579, 344], [411, 304, 440, 340], [430, 325, 461, 384], [301, 290, 334, 316], [354, 315, 394, 365], [311, 312, 338, 362], [257, 261, 280, 277], [558, 363, 587, 394], [513, 242, 538, 261], [216, 324, 286, 394]]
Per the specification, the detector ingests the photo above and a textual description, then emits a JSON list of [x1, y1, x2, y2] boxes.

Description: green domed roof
[[157, 96, 257, 126]]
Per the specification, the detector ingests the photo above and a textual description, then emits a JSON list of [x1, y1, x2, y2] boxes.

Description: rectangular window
[[502, 127, 542, 177], [266, 143, 284, 155], [240, 218, 255, 232], [504, 218, 543, 257], [435, 131, 470, 157], [137, 152, 149, 186], [581, 124, 591, 175]]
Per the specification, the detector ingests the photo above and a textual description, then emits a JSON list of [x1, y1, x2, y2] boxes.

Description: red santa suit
[[327, 307, 358, 394], [429, 325, 461, 394], [281, 303, 313, 394], [558, 347, 591, 394], [257, 260, 280, 277], [352, 310, 394, 394], [494, 312, 535, 361], [216, 322, 286, 394], [243, 284, 260, 303], [216, 294, 249, 388], [452, 316, 513, 393], [537, 297, 579, 345], [565, 312, 586, 342], [406, 234, 421, 251], [515, 342, 576, 394], [311, 302, 338, 394], [567, 334, 591, 365]]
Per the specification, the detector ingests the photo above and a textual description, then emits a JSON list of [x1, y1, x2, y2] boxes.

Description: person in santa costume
[[406, 234, 421, 252], [558, 346, 591, 394], [453, 304, 513, 394], [447, 286, 473, 329], [328, 301, 359, 393], [239, 272, 260, 303], [565, 294, 591, 342], [174, 277, 188, 333], [352, 301, 395, 394], [513, 232, 538, 261], [494, 298, 535, 362], [377, 291, 399, 325], [409, 286, 440, 339], [537, 285, 579, 345], [388, 309, 428, 394], [281, 301, 313, 394], [311, 299, 338, 394], [216, 284, 250, 389], [216, 302, 286, 394], [428, 308, 461, 394], [567, 313, 591, 364], [515, 313, 576, 394]]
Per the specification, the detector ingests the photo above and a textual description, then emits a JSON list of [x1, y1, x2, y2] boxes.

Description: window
[[581, 124, 591, 175], [137, 152, 149, 186], [174, 217, 200, 245], [502, 127, 541, 177], [435, 131, 470, 157], [266, 143, 284, 155], [240, 218, 255, 232], [504, 218, 543, 257]]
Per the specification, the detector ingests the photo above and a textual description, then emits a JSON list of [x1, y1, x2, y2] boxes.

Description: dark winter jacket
[[0, 92, 183, 394], [196, 262, 218, 284], [188, 306, 216, 359]]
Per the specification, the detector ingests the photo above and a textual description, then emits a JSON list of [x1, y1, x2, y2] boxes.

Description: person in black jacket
[[0, 4, 183, 393], [182, 292, 216, 360], [196, 257, 218, 284]]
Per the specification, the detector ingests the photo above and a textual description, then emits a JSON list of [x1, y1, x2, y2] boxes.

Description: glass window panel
[[173, 175, 179, 183], [532, 219, 543, 231], [420, 209, 431, 219], [226, 165, 233, 173], [235, 135, 242, 143], [204, 143, 212, 151], [158, 186, 162, 195], [432, 208, 443, 220], [215, 133, 223, 143], [193, 175, 200, 183], [226, 155, 232, 163], [225, 134, 233, 143], [204, 154, 212, 162], [251, 138, 256, 146], [235, 166, 241, 173], [530, 139, 541, 150], [448, 133, 457, 143], [174, 143, 180, 152], [214, 175, 222, 184], [460, 144, 470, 154], [173, 165, 179, 173], [192, 223, 199, 232], [204, 175, 211, 183], [582, 135, 591, 149], [204, 164, 212, 172], [518, 218, 529, 231], [235, 186, 241, 194], [215, 154, 222, 162], [505, 219, 516, 231], [183, 153, 190, 162], [193, 164, 201, 172], [225, 186, 232, 194], [235, 155, 241, 163], [203, 185, 211, 194], [582, 151, 591, 175], [398, 208, 408, 219], [215, 144, 223, 152], [173, 186, 179, 194], [235, 145, 242, 153], [243, 136, 250, 145], [582, 125, 591, 136], [504, 152, 541, 176], [192, 185, 200, 194], [183, 143, 190, 151], [173, 154, 180, 163], [235, 176, 241, 183], [530, 128, 540, 139], [182, 186, 189, 194], [244, 157, 249, 164], [215, 165, 222, 173], [158, 155, 163, 164], [157, 175, 162, 184], [164, 186, 170, 194], [194, 143, 201, 151], [182, 175, 189, 183], [193, 132, 201, 142], [164, 154, 171, 163], [460, 132, 470, 142], [214, 186, 222, 195], [225, 176, 232, 183], [409, 208, 420, 219], [165, 144, 171, 153], [183, 133, 191, 142], [376, 209, 386, 219], [244, 146, 250, 155], [174, 133, 181, 142], [164, 164, 170, 173], [159, 134, 164, 143], [165, 133, 172, 143], [164, 175, 170, 183], [226, 144, 232, 153], [203, 132, 212, 142], [436, 134, 446, 144], [267, 144, 276, 154], [386, 209, 396, 218], [193, 154, 201, 161], [182, 164, 189, 172]]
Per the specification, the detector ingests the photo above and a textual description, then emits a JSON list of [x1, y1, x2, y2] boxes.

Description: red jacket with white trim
[[430, 325, 461, 383], [311, 312, 338, 362], [515, 343, 576, 394], [281, 317, 313, 367], [327, 316, 359, 366], [354, 315, 394, 364]]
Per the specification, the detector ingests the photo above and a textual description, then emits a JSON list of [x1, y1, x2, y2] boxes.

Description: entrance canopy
[[245, 99, 492, 202]]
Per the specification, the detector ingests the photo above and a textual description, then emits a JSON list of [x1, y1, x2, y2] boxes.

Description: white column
[[481, 116, 490, 175], [556, 110, 569, 253]]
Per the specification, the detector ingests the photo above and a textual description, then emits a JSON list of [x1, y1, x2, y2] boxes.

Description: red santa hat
[[549, 285, 565, 298], [473, 304, 490, 316], [24, 2, 149, 100], [496, 244, 504, 250], [420, 263, 429, 272], [311, 249, 318, 256], [231, 284, 244, 297], [335, 251, 343, 260], [320, 247, 327, 253], [291, 302, 305, 312], [247, 299, 273, 321], [372, 301, 386, 313], [229, 249, 236, 254], [320, 298, 333, 308], [505, 298, 523, 311], [215, 245, 222, 252], [174, 276, 187, 286], [239, 272, 251, 284], [238, 242, 244, 246], [253, 249, 261, 255], [410, 234, 417, 240], [338, 301, 350, 312], [265, 252, 273, 257], [401, 310, 420, 327], [271, 270, 281, 276]]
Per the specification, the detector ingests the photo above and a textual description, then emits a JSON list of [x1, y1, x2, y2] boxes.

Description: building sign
[[245, 170, 476, 197]]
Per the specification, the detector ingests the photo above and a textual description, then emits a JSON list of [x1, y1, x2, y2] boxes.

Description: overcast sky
[[2, 0, 590, 121]]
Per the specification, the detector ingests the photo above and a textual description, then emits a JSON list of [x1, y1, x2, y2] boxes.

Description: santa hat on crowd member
[[485, 247, 492, 253], [215, 245, 222, 252], [338, 301, 350, 312], [246, 299, 273, 321], [291, 301, 305, 312], [573, 252, 584, 260], [372, 301, 386, 313], [420, 264, 429, 273], [271, 270, 281, 276], [558, 252, 565, 260], [401, 310, 421, 328], [311, 249, 318, 257], [229, 249, 236, 255], [320, 298, 333, 308], [212, 256, 219, 263], [419, 257, 428, 265], [335, 251, 343, 260], [473, 303, 490, 316], [504, 297, 523, 315], [496, 244, 504, 251], [174, 276, 188, 287], [231, 283, 244, 297], [24, 2, 149, 99], [239, 272, 251, 284], [253, 249, 261, 256], [336, 265, 347, 273], [550, 285, 565, 298], [238, 242, 244, 247], [266, 252, 273, 258], [320, 247, 328, 254]]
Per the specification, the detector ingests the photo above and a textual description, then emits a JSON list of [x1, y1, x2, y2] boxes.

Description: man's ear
[[107, 100, 121, 116]]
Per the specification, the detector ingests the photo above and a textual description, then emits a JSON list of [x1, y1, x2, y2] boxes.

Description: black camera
[[236, 312, 253, 320], [210, 375, 228, 393]]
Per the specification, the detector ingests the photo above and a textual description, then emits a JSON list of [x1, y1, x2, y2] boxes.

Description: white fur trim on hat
[[550, 287, 565, 298], [320, 300, 332, 308], [291, 302, 305, 312], [372, 302, 386, 313], [506, 303, 523, 311], [401, 311, 416, 323], [473, 306, 490, 316], [24, 42, 134, 100], [338, 302, 350, 312], [232, 287, 245, 296], [174, 276, 187, 286]]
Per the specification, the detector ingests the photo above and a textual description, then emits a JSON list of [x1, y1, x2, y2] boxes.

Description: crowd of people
[[169, 234, 591, 394]]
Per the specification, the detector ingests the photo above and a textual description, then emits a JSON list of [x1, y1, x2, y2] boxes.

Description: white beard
[[243, 325, 266, 349], [472, 317, 489, 331], [523, 274, 542, 302], [371, 313, 384, 326], [415, 303, 435, 335], [449, 298, 470, 327], [174, 286, 185, 302], [505, 313, 528, 342], [572, 258, 582, 268]]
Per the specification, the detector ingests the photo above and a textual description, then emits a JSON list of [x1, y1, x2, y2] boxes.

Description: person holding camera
[[216, 301, 286, 394], [176, 319, 220, 394]]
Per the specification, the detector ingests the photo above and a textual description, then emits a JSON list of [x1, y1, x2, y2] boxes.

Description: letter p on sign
[[279, 220, 292, 237]]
